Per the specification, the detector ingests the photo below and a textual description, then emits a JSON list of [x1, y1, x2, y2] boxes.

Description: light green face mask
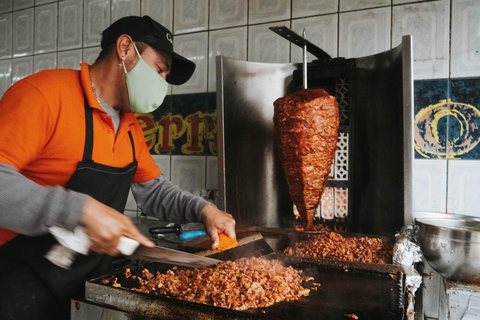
[[122, 44, 168, 114]]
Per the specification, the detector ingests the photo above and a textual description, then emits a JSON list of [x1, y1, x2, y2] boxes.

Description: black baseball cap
[[101, 15, 195, 85]]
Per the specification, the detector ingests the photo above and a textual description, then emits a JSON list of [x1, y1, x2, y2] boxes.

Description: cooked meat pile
[[294, 220, 332, 233], [283, 232, 393, 264], [273, 88, 339, 230], [107, 257, 318, 311]]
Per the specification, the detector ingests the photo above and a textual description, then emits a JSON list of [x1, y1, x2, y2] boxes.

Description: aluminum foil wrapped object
[[394, 225, 422, 266], [393, 225, 423, 320]]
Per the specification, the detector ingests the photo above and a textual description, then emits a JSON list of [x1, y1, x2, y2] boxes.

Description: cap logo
[[166, 33, 173, 44]]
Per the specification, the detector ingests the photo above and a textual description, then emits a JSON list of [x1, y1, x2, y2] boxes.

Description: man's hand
[[81, 197, 154, 255], [201, 204, 236, 249]]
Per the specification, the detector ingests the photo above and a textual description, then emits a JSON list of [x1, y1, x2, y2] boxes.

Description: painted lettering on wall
[[136, 111, 217, 155], [414, 99, 480, 159]]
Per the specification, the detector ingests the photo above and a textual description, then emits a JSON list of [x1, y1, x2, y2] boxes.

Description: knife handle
[[149, 225, 180, 235], [180, 231, 206, 240], [50, 226, 140, 255], [117, 236, 140, 255]]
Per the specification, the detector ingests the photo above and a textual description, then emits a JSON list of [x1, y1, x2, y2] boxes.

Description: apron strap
[[127, 131, 136, 162], [83, 95, 94, 162], [82, 95, 136, 162]]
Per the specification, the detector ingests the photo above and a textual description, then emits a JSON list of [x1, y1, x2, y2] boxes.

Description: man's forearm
[[132, 174, 211, 223], [0, 163, 88, 235]]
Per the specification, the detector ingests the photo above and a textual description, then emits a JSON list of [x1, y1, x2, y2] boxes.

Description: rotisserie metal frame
[[216, 35, 413, 238]]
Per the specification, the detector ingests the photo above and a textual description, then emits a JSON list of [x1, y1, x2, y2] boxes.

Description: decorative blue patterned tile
[[413, 79, 449, 159], [449, 78, 480, 160], [414, 77, 480, 160], [450, 78, 480, 113]]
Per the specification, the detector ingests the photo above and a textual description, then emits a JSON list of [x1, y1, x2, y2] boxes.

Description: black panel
[[351, 46, 405, 237]]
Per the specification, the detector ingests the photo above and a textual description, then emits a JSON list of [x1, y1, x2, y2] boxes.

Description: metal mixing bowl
[[415, 212, 480, 283]]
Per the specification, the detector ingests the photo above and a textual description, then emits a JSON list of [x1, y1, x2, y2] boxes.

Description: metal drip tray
[[85, 255, 406, 320]]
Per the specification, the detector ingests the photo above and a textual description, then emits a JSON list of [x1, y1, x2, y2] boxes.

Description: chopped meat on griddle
[[274, 88, 339, 230], [283, 232, 393, 264], [108, 257, 318, 311]]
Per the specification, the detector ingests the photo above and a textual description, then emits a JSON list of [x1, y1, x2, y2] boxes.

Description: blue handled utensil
[[149, 223, 206, 243], [180, 231, 206, 240]]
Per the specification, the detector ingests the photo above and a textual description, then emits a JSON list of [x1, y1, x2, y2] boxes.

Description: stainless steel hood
[[216, 59, 296, 228]]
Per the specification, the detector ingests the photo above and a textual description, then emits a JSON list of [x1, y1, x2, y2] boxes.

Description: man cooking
[[0, 15, 236, 320]]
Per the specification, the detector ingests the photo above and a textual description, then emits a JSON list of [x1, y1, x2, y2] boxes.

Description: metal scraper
[[195, 233, 274, 261]]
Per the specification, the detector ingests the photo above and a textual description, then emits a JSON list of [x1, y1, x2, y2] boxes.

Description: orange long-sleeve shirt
[[0, 63, 161, 244]]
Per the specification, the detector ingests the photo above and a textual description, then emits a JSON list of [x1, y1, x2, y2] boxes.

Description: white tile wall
[[291, 14, 338, 63], [11, 56, 33, 84], [339, 7, 391, 59], [57, 49, 82, 69], [249, 0, 291, 25], [171, 155, 206, 191], [248, 21, 291, 63], [111, 0, 141, 22], [83, 0, 110, 47], [392, 0, 450, 80], [208, 26, 247, 92], [34, 3, 57, 54], [0, 60, 11, 96], [210, 0, 248, 30], [14, 0, 33, 11], [174, 0, 208, 34], [12, 8, 34, 57], [0, 0, 12, 14], [33, 52, 57, 73], [392, 0, 423, 4], [447, 160, 480, 218], [0, 0, 476, 93], [82, 46, 101, 65], [413, 159, 447, 213], [172, 31, 208, 94], [340, 0, 390, 12], [58, 0, 83, 51], [141, 0, 173, 31], [292, 0, 337, 18], [0, 13, 12, 60], [450, 0, 480, 78], [151, 154, 171, 180], [35, 0, 56, 5], [0, 0, 479, 210]]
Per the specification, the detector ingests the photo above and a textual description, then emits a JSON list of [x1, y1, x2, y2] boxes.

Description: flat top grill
[[86, 255, 406, 320]]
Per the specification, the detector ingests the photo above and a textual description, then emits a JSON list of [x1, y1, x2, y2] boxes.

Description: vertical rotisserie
[[274, 88, 339, 229]]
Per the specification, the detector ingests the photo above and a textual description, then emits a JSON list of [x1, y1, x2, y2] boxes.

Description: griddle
[[86, 255, 406, 320]]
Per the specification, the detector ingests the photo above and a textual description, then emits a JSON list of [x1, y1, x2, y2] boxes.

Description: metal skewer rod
[[303, 28, 308, 89]]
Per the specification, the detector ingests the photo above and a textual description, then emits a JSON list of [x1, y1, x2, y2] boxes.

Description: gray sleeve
[[0, 163, 89, 236], [131, 174, 211, 223]]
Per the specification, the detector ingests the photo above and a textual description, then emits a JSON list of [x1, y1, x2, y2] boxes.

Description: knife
[[47, 226, 219, 269]]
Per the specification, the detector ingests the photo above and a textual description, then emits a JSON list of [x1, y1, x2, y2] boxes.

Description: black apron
[[0, 96, 137, 320]]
